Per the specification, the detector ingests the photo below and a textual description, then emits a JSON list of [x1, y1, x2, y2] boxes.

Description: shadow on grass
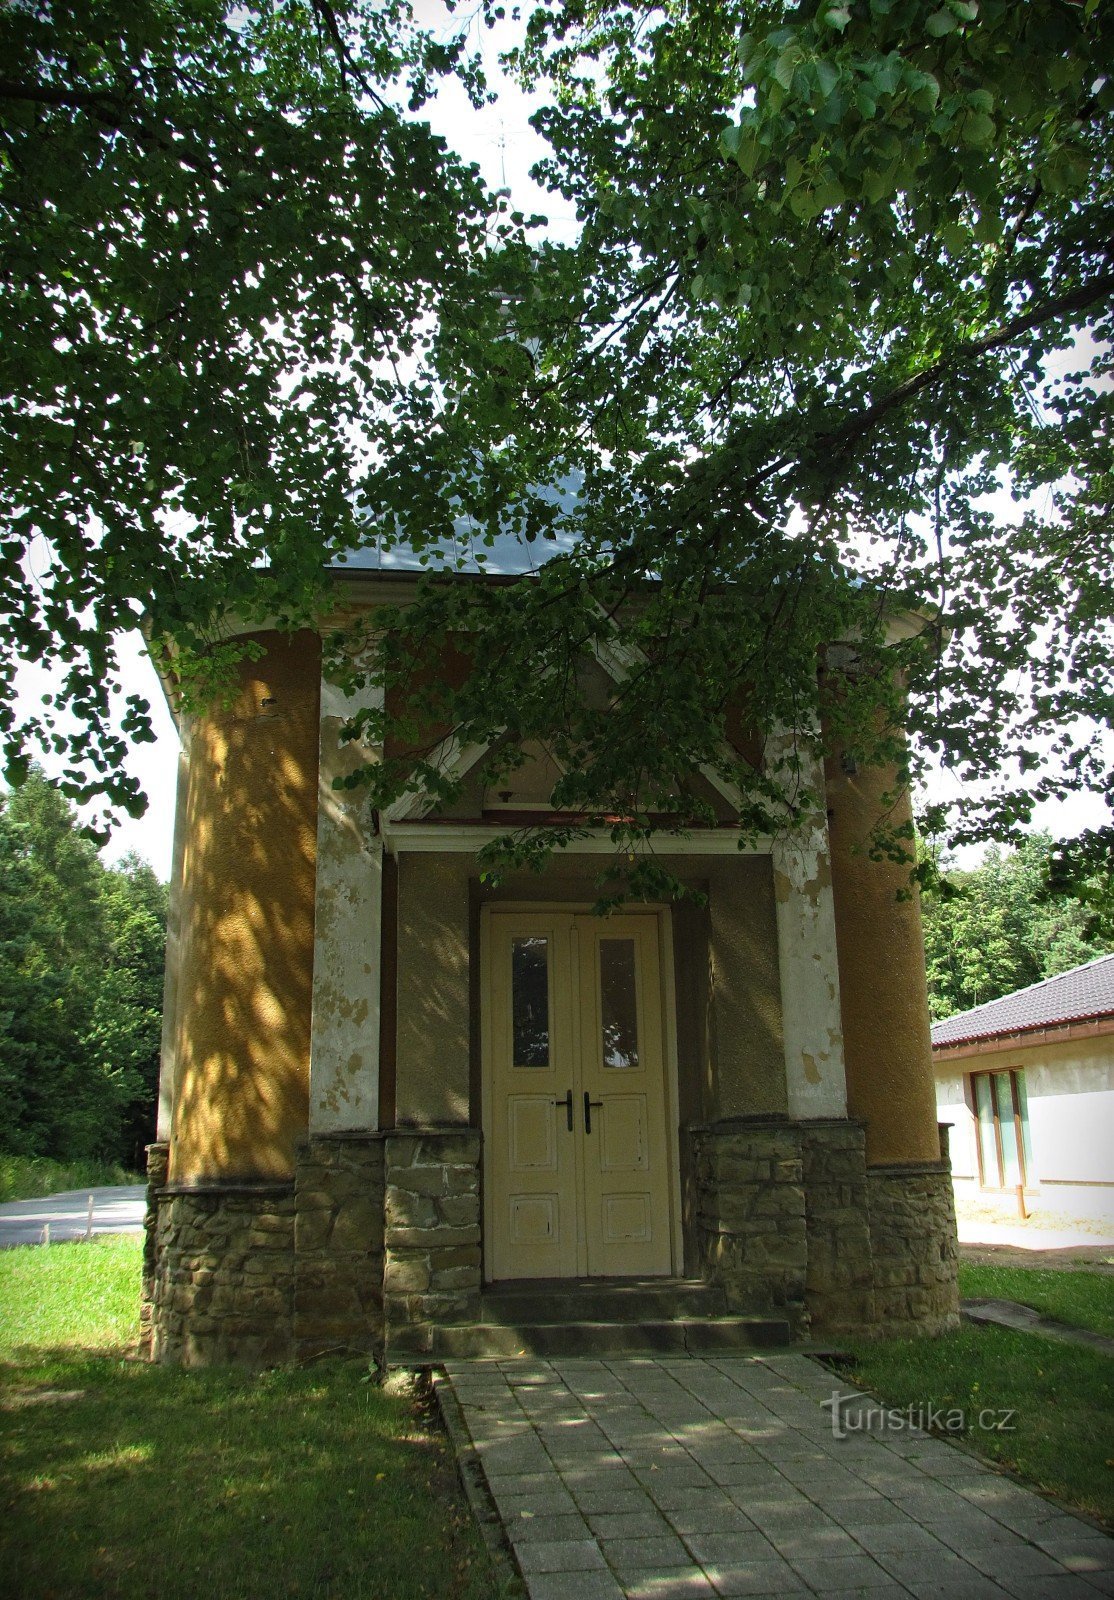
[[1, 1349, 518, 1600]]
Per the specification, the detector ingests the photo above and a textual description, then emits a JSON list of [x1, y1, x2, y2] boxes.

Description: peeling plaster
[[308, 669, 384, 1133], [767, 731, 849, 1120]]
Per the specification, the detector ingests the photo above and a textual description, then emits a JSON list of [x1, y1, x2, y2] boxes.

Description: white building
[[933, 953, 1114, 1227]]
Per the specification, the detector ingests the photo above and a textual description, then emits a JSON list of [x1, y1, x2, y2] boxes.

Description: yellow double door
[[484, 909, 674, 1281]]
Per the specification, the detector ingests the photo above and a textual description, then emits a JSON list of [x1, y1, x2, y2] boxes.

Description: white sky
[[12, 6, 1111, 877]]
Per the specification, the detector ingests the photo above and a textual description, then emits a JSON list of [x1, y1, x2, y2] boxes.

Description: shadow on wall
[[170, 631, 321, 1183]]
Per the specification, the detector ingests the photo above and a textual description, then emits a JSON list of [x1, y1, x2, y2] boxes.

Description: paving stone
[[561, 1458, 643, 1483], [621, 1568, 719, 1599], [630, 1462, 716, 1489], [963, 1543, 1073, 1583], [739, 1498, 841, 1532], [900, 1582, 1014, 1600], [874, 1549, 1002, 1599], [524, 1570, 626, 1600], [921, 1512, 1021, 1553], [510, 1513, 595, 1544], [571, 1484, 658, 1516], [681, 1532, 780, 1565], [819, 1494, 917, 1526], [491, 1487, 581, 1518], [786, 1552, 900, 1589], [599, 1535, 693, 1574], [647, 1480, 732, 1512], [759, 1523, 861, 1559], [807, 1588, 912, 1600], [1003, 1580, 1114, 1600], [664, 1505, 759, 1538], [705, 1461, 786, 1489], [587, 1511, 675, 1541], [845, 1521, 954, 1555], [515, 1538, 609, 1574], [1031, 1533, 1114, 1571], [700, 1555, 809, 1595]]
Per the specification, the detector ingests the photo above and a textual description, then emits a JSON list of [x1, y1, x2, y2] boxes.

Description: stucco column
[[767, 734, 849, 1120], [826, 750, 940, 1164], [308, 667, 384, 1133], [169, 630, 320, 1182]]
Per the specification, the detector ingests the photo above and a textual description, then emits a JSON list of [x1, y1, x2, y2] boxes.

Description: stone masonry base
[[145, 1116, 957, 1366], [692, 1117, 959, 1340]]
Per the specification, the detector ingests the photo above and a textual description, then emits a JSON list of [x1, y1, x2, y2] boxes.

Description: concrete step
[[478, 1277, 728, 1326], [390, 1315, 792, 1364]]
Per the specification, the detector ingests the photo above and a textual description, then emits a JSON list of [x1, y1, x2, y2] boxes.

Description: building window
[[970, 1069, 1034, 1190]]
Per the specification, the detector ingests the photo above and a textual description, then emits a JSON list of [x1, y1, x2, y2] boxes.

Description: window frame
[[968, 1067, 1033, 1191]]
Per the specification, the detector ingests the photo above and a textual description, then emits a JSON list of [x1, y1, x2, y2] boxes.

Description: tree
[[3, 2, 1112, 877], [921, 832, 1112, 1019], [0, 769, 167, 1163], [87, 855, 169, 1166], [0, 0, 510, 823], [341, 0, 1114, 881]]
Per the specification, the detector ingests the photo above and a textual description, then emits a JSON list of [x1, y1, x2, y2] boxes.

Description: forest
[[0, 768, 167, 1181]]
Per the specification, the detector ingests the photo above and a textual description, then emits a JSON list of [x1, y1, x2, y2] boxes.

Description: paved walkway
[[0, 1185, 145, 1248], [442, 1353, 1113, 1600]]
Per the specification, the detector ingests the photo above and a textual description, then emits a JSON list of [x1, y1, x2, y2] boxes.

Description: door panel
[[486, 916, 578, 1279], [577, 917, 672, 1277], [485, 909, 673, 1280]]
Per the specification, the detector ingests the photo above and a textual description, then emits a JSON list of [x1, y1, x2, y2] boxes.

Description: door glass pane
[[994, 1073, 1021, 1186], [600, 938, 639, 1069], [511, 937, 549, 1067], [973, 1074, 999, 1186], [1016, 1072, 1034, 1178]]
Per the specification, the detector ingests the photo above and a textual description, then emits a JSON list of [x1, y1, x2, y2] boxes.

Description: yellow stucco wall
[[169, 631, 320, 1182], [394, 853, 473, 1124], [826, 755, 940, 1164]]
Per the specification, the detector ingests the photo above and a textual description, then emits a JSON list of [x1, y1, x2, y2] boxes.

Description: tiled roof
[[931, 951, 1114, 1049]]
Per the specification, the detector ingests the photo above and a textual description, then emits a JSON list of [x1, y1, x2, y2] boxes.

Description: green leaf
[[926, 9, 958, 35]]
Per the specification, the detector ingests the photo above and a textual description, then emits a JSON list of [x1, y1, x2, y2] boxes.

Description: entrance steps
[[389, 1278, 792, 1363]]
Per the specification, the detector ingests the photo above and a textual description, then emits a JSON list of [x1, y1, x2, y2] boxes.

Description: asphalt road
[[0, 1184, 146, 1248]]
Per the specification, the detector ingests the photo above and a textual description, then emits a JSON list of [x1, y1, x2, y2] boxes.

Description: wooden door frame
[[480, 901, 684, 1283]]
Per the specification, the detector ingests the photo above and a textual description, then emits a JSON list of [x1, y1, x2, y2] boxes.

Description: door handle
[[552, 1089, 573, 1132], [583, 1091, 603, 1134]]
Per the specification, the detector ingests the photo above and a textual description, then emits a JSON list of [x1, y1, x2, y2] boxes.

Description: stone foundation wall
[[865, 1156, 960, 1338], [294, 1134, 385, 1363], [693, 1116, 959, 1340], [139, 1141, 169, 1360], [692, 1120, 808, 1332], [148, 1182, 296, 1367], [801, 1120, 875, 1336], [144, 1113, 956, 1364], [384, 1128, 481, 1356]]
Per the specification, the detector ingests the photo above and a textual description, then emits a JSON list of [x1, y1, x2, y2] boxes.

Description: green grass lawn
[[837, 1322, 1114, 1529], [959, 1261, 1114, 1339], [0, 1237, 517, 1600]]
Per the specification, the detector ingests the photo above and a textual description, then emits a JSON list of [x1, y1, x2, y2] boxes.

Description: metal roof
[[931, 950, 1114, 1049], [334, 473, 583, 575]]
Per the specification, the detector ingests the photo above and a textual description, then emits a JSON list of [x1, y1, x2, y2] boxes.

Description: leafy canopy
[[3, 1, 1113, 874], [1, 0, 515, 820], [921, 833, 1112, 1020]]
